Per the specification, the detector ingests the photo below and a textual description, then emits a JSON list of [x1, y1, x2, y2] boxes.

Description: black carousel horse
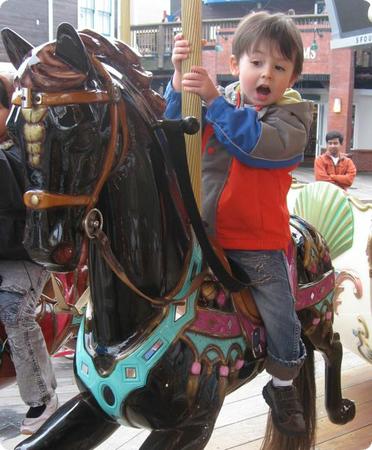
[[1, 23, 355, 450]]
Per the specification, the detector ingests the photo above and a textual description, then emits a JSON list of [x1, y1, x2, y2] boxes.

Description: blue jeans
[[226, 249, 306, 380], [0, 261, 56, 407]]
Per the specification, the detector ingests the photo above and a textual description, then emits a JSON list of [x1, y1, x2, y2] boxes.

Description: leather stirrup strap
[[156, 119, 251, 293]]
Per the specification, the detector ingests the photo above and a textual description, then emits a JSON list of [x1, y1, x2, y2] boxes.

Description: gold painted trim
[[348, 195, 372, 211]]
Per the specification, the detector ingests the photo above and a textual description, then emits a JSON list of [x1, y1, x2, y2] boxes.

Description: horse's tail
[[261, 342, 316, 450]]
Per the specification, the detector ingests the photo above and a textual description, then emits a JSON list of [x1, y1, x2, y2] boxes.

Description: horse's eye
[[51, 106, 82, 129]]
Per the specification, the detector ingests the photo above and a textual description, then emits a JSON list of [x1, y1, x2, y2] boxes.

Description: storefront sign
[[304, 47, 317, 59], [325, 0, 372, 48]]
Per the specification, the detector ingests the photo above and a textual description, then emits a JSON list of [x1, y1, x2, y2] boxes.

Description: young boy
[[165, 12, 313, 436]]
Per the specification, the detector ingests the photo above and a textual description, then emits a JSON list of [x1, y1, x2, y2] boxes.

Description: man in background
[[314, 130, 357, 190]]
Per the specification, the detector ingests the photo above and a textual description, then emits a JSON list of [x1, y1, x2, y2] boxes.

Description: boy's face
[[230, 40, 297, 106]]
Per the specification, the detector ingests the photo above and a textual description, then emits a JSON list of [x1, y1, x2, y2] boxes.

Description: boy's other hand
[[182, 66, 219, 106], [172, 33, 190, 73]]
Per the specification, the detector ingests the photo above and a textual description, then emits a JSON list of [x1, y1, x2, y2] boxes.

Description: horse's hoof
[[328, 399, 356, 424]]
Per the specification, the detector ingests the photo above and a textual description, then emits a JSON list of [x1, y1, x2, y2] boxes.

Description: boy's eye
[[275, 65, 285, 71], [251, 60, 261, 66]]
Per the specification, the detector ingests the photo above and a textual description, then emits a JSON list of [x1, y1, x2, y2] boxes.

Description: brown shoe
[[263, 381, 306, 436]]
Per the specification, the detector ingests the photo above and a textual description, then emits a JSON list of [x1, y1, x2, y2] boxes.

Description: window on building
[[351, 104, 356, 149], [314, 1, 326, 14], [79, 0, 114, 37]]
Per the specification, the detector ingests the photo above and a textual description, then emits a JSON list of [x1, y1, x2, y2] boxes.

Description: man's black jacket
[[0, 143, 29, 260]]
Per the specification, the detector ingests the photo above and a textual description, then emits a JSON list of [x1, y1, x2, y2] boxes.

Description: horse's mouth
[[51, 242, 75, 266], [25, 242, 76, 272]]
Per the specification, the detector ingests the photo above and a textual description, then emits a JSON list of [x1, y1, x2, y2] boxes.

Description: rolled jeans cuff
[[264, 339, 307, 381]]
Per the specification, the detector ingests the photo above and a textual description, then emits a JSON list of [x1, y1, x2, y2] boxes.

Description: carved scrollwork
[[333, 270, 363, 315]]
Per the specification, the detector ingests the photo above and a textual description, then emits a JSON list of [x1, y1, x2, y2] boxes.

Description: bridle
[[13, 56, 128, 214], [13, 55, 206, 306]]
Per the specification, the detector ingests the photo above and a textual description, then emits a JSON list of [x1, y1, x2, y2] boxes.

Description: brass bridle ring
[[83, 208, 104, 239]]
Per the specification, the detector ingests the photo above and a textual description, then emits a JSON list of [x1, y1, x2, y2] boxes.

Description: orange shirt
[[314, 153, 356, 189]]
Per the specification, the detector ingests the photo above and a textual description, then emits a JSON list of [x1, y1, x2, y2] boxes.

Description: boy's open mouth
[[256, 85, 271, 96]]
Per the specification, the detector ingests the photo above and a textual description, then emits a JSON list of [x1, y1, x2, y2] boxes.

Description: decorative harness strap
[[157, 118, 252, 293], [92, 226, 208, 306]]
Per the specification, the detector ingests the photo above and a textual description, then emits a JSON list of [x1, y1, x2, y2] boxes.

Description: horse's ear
[[1, 28, 34, 69], [55, 23, 91, 74]]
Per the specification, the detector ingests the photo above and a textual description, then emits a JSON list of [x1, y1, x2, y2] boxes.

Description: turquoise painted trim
[[314, 292, 334, 313], [72, 314, 83, 326], [185, 331, 246, 361], [75, 243, 202, 425]]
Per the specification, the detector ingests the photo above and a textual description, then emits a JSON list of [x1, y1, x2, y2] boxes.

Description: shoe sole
[[20, 397, 58, 436], [262, 385, 307, 437], [20, 429, 34, 435]]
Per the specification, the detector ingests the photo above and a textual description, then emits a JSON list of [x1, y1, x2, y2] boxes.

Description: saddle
[[191, 215, 335, 359], [289, 215, 335, 311]]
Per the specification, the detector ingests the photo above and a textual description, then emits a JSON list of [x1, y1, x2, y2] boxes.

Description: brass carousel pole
[[120, 0, 131, 44], [181, 0, 203, 209]]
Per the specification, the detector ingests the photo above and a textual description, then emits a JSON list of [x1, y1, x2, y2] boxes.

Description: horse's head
[[1, 23, 165, 272]]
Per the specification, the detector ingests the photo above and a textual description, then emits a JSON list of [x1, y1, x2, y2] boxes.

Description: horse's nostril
[[51, 243, 75, 266]]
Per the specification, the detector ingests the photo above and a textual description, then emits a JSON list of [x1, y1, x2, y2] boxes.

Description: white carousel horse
[[288, 180, 372, 363]]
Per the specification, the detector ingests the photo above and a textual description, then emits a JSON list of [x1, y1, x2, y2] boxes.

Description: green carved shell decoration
[[293, 181, 354, 259]]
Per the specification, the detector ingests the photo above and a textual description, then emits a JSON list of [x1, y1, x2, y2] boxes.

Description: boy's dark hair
[[326, 130, 344, 144], [0, 78, 10, 109], [232, 11, 304, 78]]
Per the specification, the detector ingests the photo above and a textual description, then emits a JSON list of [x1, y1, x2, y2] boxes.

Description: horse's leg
[[15, 391, 119, 450], [140, 408, 220, 450], [299, 311, 356, 425], [139, 365, 226, 450]]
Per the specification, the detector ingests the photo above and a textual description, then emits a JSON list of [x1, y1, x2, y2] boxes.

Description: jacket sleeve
[[164, 80, 207, 124], [314, 156, 332, 182], [206, 96, 309, 169], [331, 159, 357, 188], [164, 81, 182, 120]]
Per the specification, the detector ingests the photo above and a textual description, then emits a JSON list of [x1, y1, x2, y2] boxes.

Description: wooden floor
[[0, 350, 371, 450]]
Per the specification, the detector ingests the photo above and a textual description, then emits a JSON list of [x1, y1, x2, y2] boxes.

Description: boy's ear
[[229, 55, 239, 77], [288, 73, 298, 88]]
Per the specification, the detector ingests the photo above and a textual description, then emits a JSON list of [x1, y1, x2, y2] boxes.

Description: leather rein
[[14, 57, 206, 306]]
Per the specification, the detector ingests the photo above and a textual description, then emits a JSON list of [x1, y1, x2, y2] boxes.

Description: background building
[[0, 0, 371, 170]]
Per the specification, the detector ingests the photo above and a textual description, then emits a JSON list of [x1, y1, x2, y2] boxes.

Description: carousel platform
[[1, 349, 371, 450]]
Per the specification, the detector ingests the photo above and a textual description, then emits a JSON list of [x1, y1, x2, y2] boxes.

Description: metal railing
[[130, 15, 330, 65]]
